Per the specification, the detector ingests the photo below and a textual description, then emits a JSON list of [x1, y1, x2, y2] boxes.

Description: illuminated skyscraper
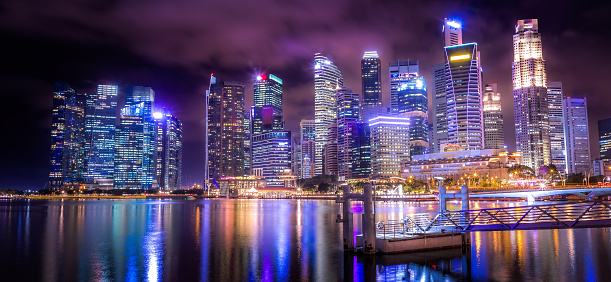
[[251, 131, 292, 187], [244, 109, 251, 176], [85, 84, 118, 186], [513, 19, 550, 170], [397, 76, 429, 156], [370, 116, 410, 178], [361, 51, 382, 107], [483, 83, 504, 150], [352, 123, 371, 179], [154, 112, 182, 191], [443, 18, 463, 47], [445, 43, 484, 150], [323, 123, 338, 175], [598, 118, 611, 162], [432, 19, 463, 153], [314, 53, 343, 175], [336, 87, 361, 178], [548, 81, 566, 173], [300, 119, 316, 178], [563, 97, 591, 174], [254, 73, 283, 110], [114, 86, 156, 189], [389, 60, 419, 115], [49, 81, 87, 189], [431, 63, 447, 153], [206, 75, 245, 185]]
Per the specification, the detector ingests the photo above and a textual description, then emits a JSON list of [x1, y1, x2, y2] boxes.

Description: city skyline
[[2, 1, 611, 189]]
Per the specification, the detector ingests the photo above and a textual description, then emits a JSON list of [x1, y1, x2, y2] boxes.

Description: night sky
[[1, 0, 610, 190]]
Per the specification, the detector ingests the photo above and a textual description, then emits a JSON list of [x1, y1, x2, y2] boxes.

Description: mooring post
[[439, 185, 447, 212], [460, 185, 469, 210], [363, 184, 375, 254], [342, 184, 354, 251]]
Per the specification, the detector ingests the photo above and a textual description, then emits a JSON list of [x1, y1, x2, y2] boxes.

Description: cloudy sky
[[1, 0, 610, 189]]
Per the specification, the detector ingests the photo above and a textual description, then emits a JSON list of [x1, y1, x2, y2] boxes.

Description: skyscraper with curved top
[[314, 53, 343, 175], [513, 19, 550, 170]]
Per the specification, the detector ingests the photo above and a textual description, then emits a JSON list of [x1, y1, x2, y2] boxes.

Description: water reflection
[[1, 199, 611, 281]]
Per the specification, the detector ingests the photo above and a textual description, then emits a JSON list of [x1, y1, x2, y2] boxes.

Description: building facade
[[432, 19, 463, 154], [389, 60, 419, 115], [206, 75, 245, 185], [154, 113, 182, 191], [49, 81, 87, 189], [251, 131, 292, 187], [369, 116, 410, 178], [300, 119, 316, 179], [114, 86, 156, 189], [244, 109, 251, 176], [563, 97, 591, 174], [402, 149, 521, 182], [85, 84, 118, 186], [254, 73, 283, 110], [547, 81, 566, 173], [314, 53, 343, 175], [323, 123, 338, 175], [431, 63, 447, 153], [483, 83, 504, 149], [445, 43, 484, 150], [513, 19, 550, 170], [397, 76, 429, 156], [598, 118, 611, 162], [361, 51, 382, 107], [336, 87, 361, 178]]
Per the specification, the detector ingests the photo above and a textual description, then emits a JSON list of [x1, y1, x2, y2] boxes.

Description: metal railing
[[377, 201, 611, 236]]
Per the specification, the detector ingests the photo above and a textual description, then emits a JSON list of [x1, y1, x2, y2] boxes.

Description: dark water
[[1, 199, 610, 281]]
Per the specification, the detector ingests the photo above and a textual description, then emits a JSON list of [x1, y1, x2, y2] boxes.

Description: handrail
[[376, 201, 611, 236]]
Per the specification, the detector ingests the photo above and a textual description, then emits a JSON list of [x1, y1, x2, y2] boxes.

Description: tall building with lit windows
[[432, 19, 463, 153], [49, 81, 87, 189], [251, 131, 292, 187], [85, 84, 118, 186], [389, 60, 419, 115], [323, 123, 338, 175], [483, 83, 504, 150], [206, 75, 245, 185], [598, 118, 611, 162], [314, 53, 343, 175], [154, 112, 182, 191], [114, 86, 156, 189], [300, 119, 316, 178], [397, 76, 429, 156], [361, 51, 382, 107], [445, 43, 484, 150], [563, 97, 591, 174], [513, 19, 550, 170], [548, 81, 566, 173], [336, 87, 361, 178], [254, 73, 283, 110], [244, 109, 251, 176], [369, 116, 411, 178]]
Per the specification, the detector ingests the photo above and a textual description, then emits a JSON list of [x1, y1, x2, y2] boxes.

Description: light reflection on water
[[1, 199, 611, 281]]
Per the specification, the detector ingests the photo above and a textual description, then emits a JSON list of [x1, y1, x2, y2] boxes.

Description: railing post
[[461, 185, 470, 227], [439, 186, 447, 212], [363, 184, 376, 254], [342, 184, 354, 252]]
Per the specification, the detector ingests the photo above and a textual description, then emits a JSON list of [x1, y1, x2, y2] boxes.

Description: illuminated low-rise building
[[402, 149, 521, 182], [369, 116, 410, 178], [218, 176, 266, 197]]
